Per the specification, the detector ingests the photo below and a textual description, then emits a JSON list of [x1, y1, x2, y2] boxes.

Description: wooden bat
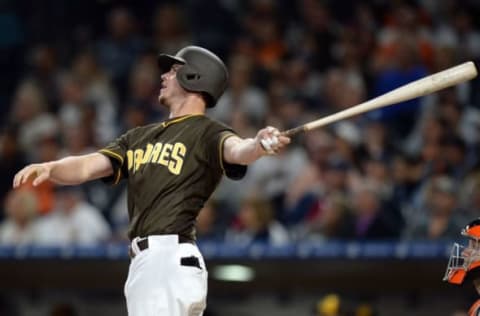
[[283, 61, 478, 137]]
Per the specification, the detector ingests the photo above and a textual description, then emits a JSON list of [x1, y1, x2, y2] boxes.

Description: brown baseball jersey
[[98, 114, 247, 241]]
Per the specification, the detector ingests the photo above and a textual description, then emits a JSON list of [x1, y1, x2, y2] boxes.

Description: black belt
[[128, 235, 195, 259]]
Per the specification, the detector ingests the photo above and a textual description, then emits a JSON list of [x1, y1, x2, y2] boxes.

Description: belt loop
[[131, 237, 141, 255]]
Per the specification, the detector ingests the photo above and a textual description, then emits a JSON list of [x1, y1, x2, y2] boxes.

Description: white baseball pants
[[124, 235, 208, 316]]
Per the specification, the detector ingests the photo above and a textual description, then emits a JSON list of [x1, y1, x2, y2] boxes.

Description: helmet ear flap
[[177, 65, 202, 89], [176, 65, 215, 107]]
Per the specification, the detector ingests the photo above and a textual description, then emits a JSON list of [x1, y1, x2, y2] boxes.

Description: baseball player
[[444, 218, 480, 316], [12, 46, 290, 316]]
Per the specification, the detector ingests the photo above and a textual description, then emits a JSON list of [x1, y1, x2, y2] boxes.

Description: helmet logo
[[186, 74, 201, 80]]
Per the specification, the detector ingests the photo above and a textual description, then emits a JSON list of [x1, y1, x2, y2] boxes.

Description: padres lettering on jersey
[[127, 142, 187, 175], [98, 114, 247, 241]]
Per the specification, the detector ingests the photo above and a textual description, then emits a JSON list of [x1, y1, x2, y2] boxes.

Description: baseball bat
[[283, 61, 478, 137]]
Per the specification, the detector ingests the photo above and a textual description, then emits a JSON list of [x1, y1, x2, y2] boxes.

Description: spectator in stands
[[461, 172, 480, 218], [356, 121, 395, 162], [60, 124, 95, 157], [374, 3, 434, 70], [332, 123, 361, 166], [281, 56, 322, 105], [290, 158, 354, 235], [435, 89, 480, 147], [274, 96, 308, 133], [96, 7, 145, 95], [322, 68, 367, 116], [71, 50, 117, 144], [8, 80, 58, 161], [350, 185, 398, 239], [390, 154, 422, 216], [151, 4, 191, 55], [26, 44, 62, 112], [295, 0, 336, 72], [323, 159, 351, 195], [372, 33, 428, 138], [211, 53, 267, 126], [196, 200, 225, 242], [0, 126, 26, 209], [125, 55, 164, 124], [441, 135, 468, 180], [434, 9, 480, 61], [361, 157, 393, 197], [242, 0, 286, 72], [0, 189, 39, 245], [287, 130, 334, 204], [57, 74, 94, 133], [284, 130, 334, 225], [123, 104, 148, 132], [305, 193, 354, 241], [416, 118, 449, 178], [404, 176, 465, 240], [226, 196, 289, 246], [34, 186, 111, 246]]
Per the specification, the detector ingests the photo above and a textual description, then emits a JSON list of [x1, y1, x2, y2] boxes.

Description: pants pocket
[[180, 256, 202, 270]]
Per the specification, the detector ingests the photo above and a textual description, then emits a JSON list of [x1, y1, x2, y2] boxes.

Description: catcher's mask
[[444, 218, 480, 284], [157, 46, 228, 108]]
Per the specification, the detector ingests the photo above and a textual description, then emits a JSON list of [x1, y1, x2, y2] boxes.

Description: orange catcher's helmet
[[444, 218, 480, 284]]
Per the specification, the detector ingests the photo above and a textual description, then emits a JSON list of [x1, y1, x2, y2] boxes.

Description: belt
[[128, 235, 194, 259]]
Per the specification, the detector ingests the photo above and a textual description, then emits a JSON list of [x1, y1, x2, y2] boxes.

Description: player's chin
[[158, 94, 170, 108], [158, 91, 166, 102]]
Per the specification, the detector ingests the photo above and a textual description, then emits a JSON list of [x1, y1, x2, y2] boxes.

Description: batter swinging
[[12, 46, 290, 316]]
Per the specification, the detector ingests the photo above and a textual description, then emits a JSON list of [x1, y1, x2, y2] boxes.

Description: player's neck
[[169, 95, 206, 119]]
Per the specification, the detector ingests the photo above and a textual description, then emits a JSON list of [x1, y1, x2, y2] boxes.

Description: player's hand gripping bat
[[282, 61, 478, 137]]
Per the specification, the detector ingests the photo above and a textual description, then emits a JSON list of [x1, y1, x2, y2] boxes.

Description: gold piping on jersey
[[99, 149, 124, 164], [113, 167, 122, 184], [218, 132, 236, 174], [98, 149, 124, 184], [161, 114, 204, 128]]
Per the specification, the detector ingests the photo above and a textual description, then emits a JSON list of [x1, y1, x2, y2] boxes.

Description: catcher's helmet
[[157, 46, 228, 108], [444, 218, 480, 284]]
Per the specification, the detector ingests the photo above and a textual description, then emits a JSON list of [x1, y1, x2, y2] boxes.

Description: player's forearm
[[224, 137, 265, 165], [48, 156, 93, 185], [49, 153, 113, 185], [223, 127, 291, 165], [14, 151, 114, 188]]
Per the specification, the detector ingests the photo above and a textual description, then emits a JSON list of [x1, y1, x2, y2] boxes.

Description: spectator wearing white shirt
[[0, 189, 39, 245], [35, 186, 111, 246]]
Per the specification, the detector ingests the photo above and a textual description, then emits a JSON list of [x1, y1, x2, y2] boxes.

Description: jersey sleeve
[[98, 132, 129, 185], [206, 122, 247, 180]]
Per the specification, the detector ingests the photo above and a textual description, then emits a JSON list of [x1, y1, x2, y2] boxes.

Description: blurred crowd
[[1, 0, 480, 247]]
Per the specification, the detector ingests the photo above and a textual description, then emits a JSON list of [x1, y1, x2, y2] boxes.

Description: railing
[[0, 240, 453, 260], [0, 240, 456, 292]]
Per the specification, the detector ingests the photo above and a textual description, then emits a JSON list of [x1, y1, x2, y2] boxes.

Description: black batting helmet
[[157, 46, 228, 108]]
